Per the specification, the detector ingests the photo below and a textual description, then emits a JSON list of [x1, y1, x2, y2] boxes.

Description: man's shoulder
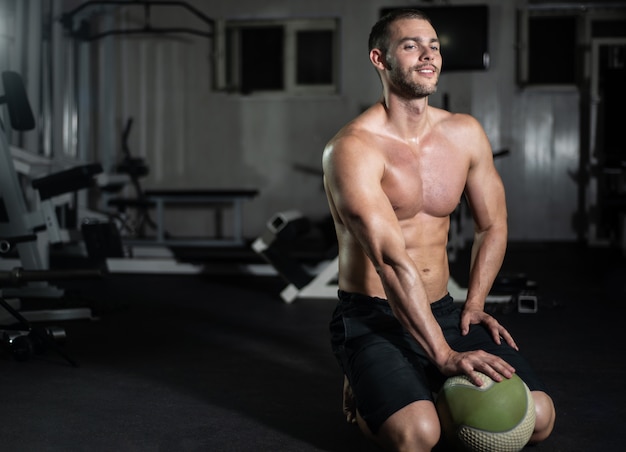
[[431, 109, 486, 146], [326, 115, 381, 154], [431, 107, 479, 129], [324, 129, 379, 169], [334, 123, 374, 146], [323, 119, 386, 174]]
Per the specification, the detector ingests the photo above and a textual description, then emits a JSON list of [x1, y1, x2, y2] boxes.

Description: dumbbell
[[2, 326, 67, 362]]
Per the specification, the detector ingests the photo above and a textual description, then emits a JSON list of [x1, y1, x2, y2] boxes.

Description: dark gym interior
[[1, 1, 626, 451]]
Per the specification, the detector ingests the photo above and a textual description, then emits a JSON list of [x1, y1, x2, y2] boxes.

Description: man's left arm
[[461, 118, 518, 350]]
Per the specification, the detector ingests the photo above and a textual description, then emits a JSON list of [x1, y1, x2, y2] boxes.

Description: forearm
[[465, 224, 507, 309], [340, 205, 454, 368], [378, 262, 453, 368]]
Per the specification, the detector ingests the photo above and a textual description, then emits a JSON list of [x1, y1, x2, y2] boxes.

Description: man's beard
[[388, 63, 438, 99]]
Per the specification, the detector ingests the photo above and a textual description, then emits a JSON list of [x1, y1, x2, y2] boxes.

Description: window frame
[[214, 17, 340, 96]]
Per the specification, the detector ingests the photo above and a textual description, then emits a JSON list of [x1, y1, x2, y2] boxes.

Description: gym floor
[[0, 241, 624, 451]]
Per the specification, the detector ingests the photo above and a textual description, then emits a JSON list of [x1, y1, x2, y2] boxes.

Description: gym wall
[[5, 0, 624, 243]]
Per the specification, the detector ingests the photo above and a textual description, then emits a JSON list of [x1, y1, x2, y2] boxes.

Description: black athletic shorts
[[329, 290, 547, 434]]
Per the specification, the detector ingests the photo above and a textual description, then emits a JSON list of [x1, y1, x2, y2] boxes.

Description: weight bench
[[31, 163, 103, 244], [108, 189, 259, 247]]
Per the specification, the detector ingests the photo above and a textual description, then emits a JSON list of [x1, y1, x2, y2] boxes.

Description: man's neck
[[382, 94, 431, 143]]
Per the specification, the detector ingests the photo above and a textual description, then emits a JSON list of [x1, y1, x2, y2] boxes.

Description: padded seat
[[32, 163, 103, 200]]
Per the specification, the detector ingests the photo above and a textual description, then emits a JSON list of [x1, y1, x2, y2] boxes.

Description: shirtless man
[[323, 9, 555, 451]]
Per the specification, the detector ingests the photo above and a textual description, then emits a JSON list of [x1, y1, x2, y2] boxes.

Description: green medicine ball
[[436, 372, 536, 452]]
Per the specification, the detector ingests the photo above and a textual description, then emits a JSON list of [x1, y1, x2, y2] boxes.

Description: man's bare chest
[[381, 146, 469, 220]]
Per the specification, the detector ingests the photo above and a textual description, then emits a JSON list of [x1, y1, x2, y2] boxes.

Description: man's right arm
[[322, 136, 515, 385]]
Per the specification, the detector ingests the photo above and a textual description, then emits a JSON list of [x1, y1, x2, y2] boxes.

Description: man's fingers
[[499, 328, 519, 350], [467, 370, 489, 386], [484, 317, 520, 351], [463, 351, 516, 386], [470, 365, 512, 386], [491, 321, 519, 351], [459, 315, 470, 336]]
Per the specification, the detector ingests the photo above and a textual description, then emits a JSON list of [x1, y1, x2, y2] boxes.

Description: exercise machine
[[0, 70, 100, 320], [252, 210, 338, 303], [253, 210, 538, 312], [0, 267, 101, 366]]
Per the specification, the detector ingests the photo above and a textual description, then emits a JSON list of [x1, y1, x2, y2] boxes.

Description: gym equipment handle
[[0, 267, 103, 286]]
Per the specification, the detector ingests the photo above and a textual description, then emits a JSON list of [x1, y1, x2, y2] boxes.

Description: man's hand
[[439, 305, 519, 387], [460, 305, 519, 351], [441, 349, 516, 387]]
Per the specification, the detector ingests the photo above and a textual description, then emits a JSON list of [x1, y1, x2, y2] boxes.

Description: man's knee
[[374, 401, 440, 452], [530, 391, 556, 444]]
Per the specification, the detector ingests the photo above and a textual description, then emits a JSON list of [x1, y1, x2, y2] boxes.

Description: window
[[517, 11, 580, 86], [215, 18, 339, 95], [527, 16, 577, 85]]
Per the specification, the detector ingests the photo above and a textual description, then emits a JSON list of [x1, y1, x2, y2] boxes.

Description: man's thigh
[[347, 330, 435, 434], [331, 295, 438, 434], [449, 322, 547, 392]]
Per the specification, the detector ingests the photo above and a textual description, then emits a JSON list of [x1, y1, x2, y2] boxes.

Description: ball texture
[[436, 372, 535, 452]]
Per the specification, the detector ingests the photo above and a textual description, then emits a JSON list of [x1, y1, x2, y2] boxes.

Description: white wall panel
[[507, 89, 580, 240], [45, 0, 612, 241]]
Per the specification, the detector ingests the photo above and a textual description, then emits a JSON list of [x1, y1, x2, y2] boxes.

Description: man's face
[[384, 18, 442, 98]]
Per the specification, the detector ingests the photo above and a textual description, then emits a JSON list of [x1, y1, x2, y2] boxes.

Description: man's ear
[[370, 48, 388, 70]]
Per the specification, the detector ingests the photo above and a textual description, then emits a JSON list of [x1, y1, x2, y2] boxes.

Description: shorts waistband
[[337, 290, 455, 314]]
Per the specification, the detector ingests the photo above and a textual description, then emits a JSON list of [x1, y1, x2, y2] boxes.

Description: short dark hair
[[368, 9, 432, 53]]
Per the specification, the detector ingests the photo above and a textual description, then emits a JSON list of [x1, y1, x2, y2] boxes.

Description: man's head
[[368, 9, 441, 99], [368, 9, 432, 55]]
